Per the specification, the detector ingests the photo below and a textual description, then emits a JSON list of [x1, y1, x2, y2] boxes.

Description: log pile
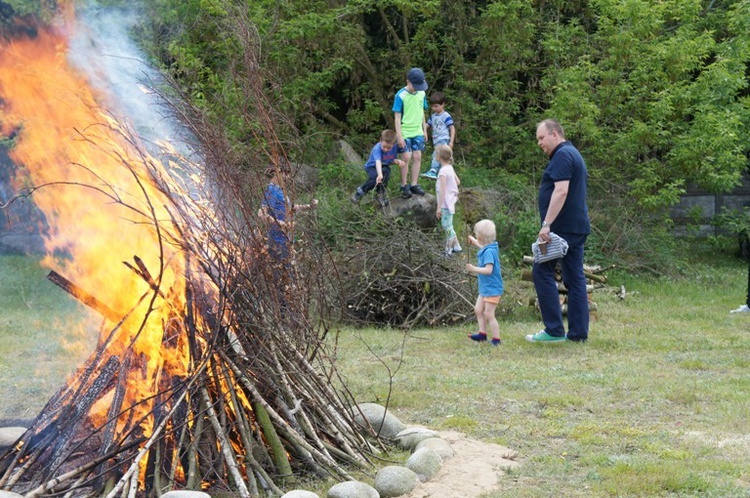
[[521, 255, 613, 314]]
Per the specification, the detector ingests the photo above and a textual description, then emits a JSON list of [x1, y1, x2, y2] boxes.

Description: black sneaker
[[375, 186, 388, 208], [410, 184, 426, 195], [400, 185, 412, 199], [350, 189, 364, 203]]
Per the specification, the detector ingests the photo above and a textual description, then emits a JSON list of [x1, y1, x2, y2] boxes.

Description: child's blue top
[[477, 241, 504, 297], [261, 183, 288, 255], [364, 142, 399, 170], [427, 111, 454, 143], [262, 183, 286, 222]]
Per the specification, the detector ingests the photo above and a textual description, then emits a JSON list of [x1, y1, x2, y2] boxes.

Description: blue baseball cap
[[407, 68, 428, 91]]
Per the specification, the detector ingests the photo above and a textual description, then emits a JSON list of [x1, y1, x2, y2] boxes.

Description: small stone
[[0, 491, 25, 498], [0, 427, 26, 450], [281, 491, 320, 498], [352, 403, 406, 438], [394, 427, 439, 450], [160, 492, 211, 498]]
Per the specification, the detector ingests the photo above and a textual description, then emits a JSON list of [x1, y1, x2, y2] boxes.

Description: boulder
[[394, 427, 439, 450], [292, 163, 319, 191], [373, 466, 419, 498], [405, 447, 442, 482], [281, 491, 320, 498], [385, 193, 437, 230], [353, 403, 406, 439], [459, 187, 507, 226], [336, 140, 364, 166], [415, 437, 454, 459], [0, 427, 26, 451], [326, 481, 379, 498]]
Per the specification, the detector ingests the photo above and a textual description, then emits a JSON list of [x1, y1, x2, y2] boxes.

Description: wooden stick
[[199, 387, 251, 498], [47, 270, 121, 322]]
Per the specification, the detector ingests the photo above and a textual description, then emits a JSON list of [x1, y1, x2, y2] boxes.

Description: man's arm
[[538, 180, 569, 242]]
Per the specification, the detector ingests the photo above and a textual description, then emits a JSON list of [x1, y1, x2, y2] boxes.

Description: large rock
[[384, 193, 437, 230], [292, 163, 319, 191], [160, 492, 211, 498], [353, 403, 406, 439], [281, 491, 320, 498], [373, 466, 419, 498], [459, 187, 507, 226], [0, 427, 26, 451], [405, 447, 442, 482], [414, 437, 454, 459], [394, 427, 439, 450], [326, 481, 379, 498]]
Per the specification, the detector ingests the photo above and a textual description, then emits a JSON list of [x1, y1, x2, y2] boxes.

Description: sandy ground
[[403, 430, 520, 498]]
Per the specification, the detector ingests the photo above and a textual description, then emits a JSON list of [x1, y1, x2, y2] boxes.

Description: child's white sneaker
[[730, 304, 750, 313], [452, 243, 463, 253]]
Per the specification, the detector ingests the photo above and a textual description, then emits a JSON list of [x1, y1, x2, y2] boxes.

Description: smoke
[[67, 5, 195, 160]]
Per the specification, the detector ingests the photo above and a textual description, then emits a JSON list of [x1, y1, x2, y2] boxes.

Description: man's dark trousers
[[532, 233, 588, 340]]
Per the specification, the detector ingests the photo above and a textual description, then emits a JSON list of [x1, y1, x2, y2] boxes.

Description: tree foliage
[[135, 0, 750, 213]]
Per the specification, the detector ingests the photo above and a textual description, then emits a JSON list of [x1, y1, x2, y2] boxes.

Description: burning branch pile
[[0, 120, 377, 497], [0, 8, 379, 497]]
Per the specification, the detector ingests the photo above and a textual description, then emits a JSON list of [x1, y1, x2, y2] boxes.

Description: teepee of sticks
[[0, 8, 380, 497]]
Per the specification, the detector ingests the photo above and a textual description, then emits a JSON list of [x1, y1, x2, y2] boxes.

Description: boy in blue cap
[[392, 67, 429, 199]]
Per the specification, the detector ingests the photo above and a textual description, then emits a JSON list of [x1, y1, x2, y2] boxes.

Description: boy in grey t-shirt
[[421, 91, 456, 180]]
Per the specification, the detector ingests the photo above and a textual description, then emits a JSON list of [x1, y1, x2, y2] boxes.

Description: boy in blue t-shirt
[[422, 91, 456, 180], [351, 129, 405, 205], [466, 219, 504, 346]]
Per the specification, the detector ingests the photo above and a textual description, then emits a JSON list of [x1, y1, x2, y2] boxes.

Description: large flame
[[0, 13, 192, 440]]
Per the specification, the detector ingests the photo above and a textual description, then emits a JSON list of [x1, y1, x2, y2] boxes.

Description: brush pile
[[337, 219, 474, 328]]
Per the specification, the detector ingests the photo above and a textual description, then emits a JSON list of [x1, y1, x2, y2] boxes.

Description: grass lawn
[[332, 247, 750, 497], [2, 246, 749, 497], [0, 254, 99, 421]]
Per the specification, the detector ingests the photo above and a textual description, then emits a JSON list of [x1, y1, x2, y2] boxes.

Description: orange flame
[[0, 15, 194, 444]]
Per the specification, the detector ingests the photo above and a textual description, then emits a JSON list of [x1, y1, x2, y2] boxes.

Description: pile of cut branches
[[335, 219, 474, 328]]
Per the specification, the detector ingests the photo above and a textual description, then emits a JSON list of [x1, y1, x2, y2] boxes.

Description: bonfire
[[0, 5, 377, 497]]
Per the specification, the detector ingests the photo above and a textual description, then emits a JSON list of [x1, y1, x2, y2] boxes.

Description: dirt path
[[403, 430, 520, 498]]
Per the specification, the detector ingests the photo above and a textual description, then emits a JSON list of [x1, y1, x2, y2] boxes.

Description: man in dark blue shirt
[[527, 119, 591, 343]]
